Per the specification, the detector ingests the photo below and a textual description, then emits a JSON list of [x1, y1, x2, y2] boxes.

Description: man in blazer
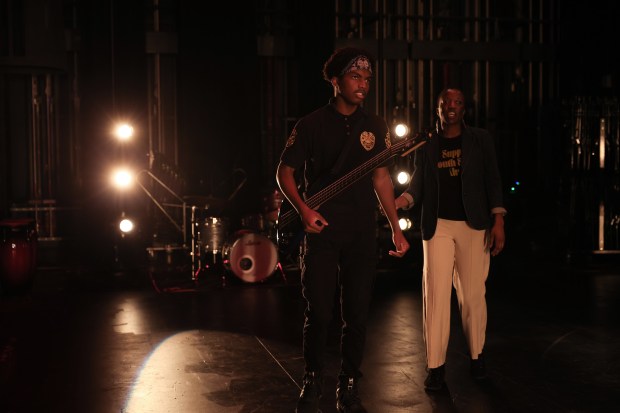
[[396, 87, 506, 391]]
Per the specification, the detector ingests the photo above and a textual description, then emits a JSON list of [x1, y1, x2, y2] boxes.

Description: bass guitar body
[[275, 199, 305, 257]]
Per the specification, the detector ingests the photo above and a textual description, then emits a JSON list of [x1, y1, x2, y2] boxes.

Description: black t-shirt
[[280, 102, 391, 227], [437, 135, 467, 221]]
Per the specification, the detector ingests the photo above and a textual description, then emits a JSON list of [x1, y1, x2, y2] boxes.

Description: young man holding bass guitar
[[276, 47, 410, 413]]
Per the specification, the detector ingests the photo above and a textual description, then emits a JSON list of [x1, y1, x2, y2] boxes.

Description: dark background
[[1, 0, 619, 269]]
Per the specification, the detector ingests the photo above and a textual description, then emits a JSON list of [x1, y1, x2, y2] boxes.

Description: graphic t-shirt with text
[[437, 135, 467, 221]]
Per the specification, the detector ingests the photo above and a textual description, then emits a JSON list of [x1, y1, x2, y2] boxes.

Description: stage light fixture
[[399, 217, 412, 231], [394, 123, 409, 138], [111, 168, 134, 190], [114, 123, 134, 142], [396, 171, 411, 185], [119, 218, 135, 233]]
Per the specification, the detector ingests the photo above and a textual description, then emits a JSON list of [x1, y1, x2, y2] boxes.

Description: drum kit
[[190, 189, 284, 284]]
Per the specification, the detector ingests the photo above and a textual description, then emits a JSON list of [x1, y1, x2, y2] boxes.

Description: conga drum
[[0, 218, 38, 294]]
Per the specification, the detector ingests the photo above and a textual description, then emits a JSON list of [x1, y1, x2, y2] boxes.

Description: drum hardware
[[185, 190, 290, 285], [191, 222, 284, 285]]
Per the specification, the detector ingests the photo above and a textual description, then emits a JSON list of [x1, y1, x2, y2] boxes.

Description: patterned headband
[[339, 55, 373, 76]]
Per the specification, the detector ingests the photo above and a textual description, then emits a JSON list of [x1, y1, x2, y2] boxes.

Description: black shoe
[[424, 365, 445, 391], [296, 371, 322, 413], [336, 376, 367, 413], [470, 353, 487, 380]]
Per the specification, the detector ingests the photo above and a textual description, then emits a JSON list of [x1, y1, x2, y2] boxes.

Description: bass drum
[[222, 231, 278, 283]]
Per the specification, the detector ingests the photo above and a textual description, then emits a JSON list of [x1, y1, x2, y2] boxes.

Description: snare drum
[[222, 231, 278, 283]]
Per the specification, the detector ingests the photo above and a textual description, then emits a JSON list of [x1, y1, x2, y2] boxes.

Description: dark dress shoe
[[424, 365, 445, 391], [296, 371, 323, 413], [336, 376, 367, 413]]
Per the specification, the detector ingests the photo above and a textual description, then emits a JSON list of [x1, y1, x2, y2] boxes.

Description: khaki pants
[[422, 219, 490, 368]]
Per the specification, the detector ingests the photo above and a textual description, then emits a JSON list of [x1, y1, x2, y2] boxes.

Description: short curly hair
[[322, 47, 374, 81]]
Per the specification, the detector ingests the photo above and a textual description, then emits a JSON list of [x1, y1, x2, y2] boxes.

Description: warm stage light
[[114, 123, 134, 142], [396, 171, 410, 185], [111, 168, 134, 189], [399, 217, 412, 231], [119, 218, 135, 233], [394, 123, 409, 138]]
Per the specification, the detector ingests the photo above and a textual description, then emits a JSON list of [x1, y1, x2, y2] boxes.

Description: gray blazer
[[405, 126, 506, 240]]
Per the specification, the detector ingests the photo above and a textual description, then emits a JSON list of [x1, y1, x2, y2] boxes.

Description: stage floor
[[1, 247, 619, 413]]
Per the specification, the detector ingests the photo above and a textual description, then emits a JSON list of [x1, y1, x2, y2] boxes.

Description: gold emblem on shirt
[[385, 131, 392, 148], [285, 128, 297, 147], [360, 131, 375, 151]]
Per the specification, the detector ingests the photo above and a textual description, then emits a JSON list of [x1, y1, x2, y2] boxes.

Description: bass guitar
[[276, 130, 429, 256]]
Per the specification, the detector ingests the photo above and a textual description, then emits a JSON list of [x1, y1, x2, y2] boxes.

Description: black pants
[[300, 224, 377, 378]]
